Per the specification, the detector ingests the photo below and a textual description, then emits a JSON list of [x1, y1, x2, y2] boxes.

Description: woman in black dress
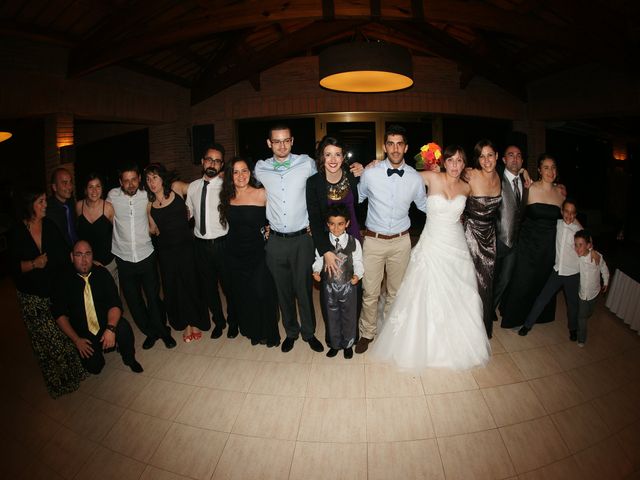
[[219, 157, 280, 347], [9, 186, 87, 397], [500, 154, 565, 328], [144, 163, 209, 342], [75, 173, 117, 285], [463, 140, 502, 338]]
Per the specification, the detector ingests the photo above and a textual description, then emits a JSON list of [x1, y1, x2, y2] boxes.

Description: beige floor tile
[[574, 436, 634, 480], [517, 456, 582, 480], [19, 460, 66, 480], [420, 367, 478, 394], [527, 372, 586, 413], [509, 346, 562, 380], [471, 353, 524, 388], [86, 368, 151, 408], [260, 341, 314, 364], [140, 465, 194, 480], [102, 410, 172, 462], [616, 421, 640, 469], [306, 363, 365, 398], [566, 361, 620, 400], [249, 361, 311, 396], [154, 352, 213, 385], [311, 348, 364, 364], [173, 334, 225, 357], [196, 357, 260, 392], [38, 425, 98, 479], [216, 336, 266, 360], [493, 326, 549, 352], [427, 390, 495, 437], [212, 434, 295, 480], [499, 416, 569, 474], [289, 441, 367, 480], [33, 390, 90, 424], [129, 378, 195, 420], [232, 393, 304, 440], [591, 387, 640, 432], [298, 397, 367, 442], [63, 395, 125, 443], [545, 342, 595, 371], [490, 335, 507, 354], [368, 439, 444, 480], [551, 402, 610, 453], [364, 363, 424, 397], [482, 382, 546, 427], [438, 429, 515, 480], [135, 348, 174, 378], [74, 445, 146, 480], [367, 396, 434, 441], [175, 387, 245, 432], [5, 400, 62, 452], [149, 423, 228, 480]]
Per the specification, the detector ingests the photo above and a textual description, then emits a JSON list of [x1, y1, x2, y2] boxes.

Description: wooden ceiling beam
[[68, 0, 572, 78], [190, 19, 367, 105], [0, 20, 75, 47], [121, 60, 192, 88]]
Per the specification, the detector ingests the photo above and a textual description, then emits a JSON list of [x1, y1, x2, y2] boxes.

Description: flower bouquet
[[414, 142, 442, 171]]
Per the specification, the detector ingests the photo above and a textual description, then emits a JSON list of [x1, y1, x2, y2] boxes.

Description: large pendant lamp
[[319, 42, 413, 93], [0, 132, 12, 142]]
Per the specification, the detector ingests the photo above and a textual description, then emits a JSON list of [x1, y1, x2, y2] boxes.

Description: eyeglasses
[[203, 157, 223, 164], [270, 138, 292, 146], [73, 252, 93, 258]]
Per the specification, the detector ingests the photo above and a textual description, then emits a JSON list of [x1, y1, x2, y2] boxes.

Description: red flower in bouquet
[[414, 142, 442, 171]]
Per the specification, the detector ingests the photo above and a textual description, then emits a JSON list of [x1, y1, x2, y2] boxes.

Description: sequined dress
[[463, 195, 502, 337]]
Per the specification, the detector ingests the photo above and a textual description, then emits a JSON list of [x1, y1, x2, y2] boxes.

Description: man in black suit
[[493, 145, 528, 317], [52, 240, 143, 374], [46, 167, 78, 247]]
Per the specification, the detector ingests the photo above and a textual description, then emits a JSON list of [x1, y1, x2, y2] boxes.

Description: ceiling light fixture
[[0, 132, 12, 143], [319, 42, 413, 93]]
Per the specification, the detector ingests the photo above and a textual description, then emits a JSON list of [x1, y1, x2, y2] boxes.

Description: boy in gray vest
[[312, 204, 364, 359]]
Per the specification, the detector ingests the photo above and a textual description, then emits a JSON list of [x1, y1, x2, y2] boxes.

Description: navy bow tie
[[387, 168, 404, 177]]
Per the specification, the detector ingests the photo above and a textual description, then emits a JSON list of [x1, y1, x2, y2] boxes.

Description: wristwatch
[[105, 325, 116, 333]]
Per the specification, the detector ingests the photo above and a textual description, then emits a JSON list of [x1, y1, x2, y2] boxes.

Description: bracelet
[[105, 325, 116, 333]]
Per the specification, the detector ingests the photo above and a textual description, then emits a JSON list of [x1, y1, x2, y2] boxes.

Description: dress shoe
[[354, 337, 372, 354], [569, 330, 577, 342], [251, 338, 259, 346], [518, 326, 530, 336], [344, 347, 353, 359], [125, 359, 144, 373], [227, 325, 239, 338], [326, 348, 339, 358], [161, 335, 177, 349], [281, 337, 295, 352], [305, 336, 324, 352], [267, 340, 280, 348], [211, 324, 225, 339], [142, 336, 157, 350]]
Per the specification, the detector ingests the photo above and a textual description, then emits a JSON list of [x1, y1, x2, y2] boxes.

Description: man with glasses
[[354, 124, 427, 354], [186, 144, 235, 339], [53, 240, 143, 374], [254, 124, 325, 353]]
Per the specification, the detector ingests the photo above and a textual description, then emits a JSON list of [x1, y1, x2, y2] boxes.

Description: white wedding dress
[[369, 194, 491, 371]]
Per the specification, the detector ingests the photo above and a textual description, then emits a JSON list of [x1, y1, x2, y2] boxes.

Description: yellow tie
[[80, 273, 100, 335]]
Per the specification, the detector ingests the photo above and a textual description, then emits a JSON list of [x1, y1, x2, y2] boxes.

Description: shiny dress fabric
[[500, 203, 561, 328], [369, 195, 491, 371], [150, 194, 210, 331], [463, 195, 502, 337], [226, 205, 280, 345]]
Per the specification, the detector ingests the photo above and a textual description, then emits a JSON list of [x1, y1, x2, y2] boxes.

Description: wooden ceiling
[[2, 0, 639, 105]]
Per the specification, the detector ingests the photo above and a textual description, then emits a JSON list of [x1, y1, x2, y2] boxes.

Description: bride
[[369, 145, 491, 371]]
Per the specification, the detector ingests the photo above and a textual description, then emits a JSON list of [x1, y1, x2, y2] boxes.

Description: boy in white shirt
[[312, 204, 364, 359], [574, 230, 609, 347]]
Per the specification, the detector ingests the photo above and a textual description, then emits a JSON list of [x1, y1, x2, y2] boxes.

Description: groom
[[354, 125, 427, 354]]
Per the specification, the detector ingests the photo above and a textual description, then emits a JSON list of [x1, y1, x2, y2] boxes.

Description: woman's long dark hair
[[472, 139, 497, 169], [219, 157, 259, 228], [315, 135, 347, 174], [15, 185, 46, 221], [143, 163, 175, 202]]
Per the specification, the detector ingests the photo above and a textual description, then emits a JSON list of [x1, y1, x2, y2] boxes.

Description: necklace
[[326, 174, 350, 201]]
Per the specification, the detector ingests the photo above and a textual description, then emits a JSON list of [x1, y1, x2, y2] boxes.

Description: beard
[[204, 166, 219, 178]]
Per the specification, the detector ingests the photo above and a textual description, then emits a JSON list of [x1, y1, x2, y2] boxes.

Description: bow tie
[[387, 168, 404, 177], [274, 159, 291, 171]]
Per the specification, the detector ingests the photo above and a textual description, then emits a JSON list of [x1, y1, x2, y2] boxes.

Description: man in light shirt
[[354, 124, 427, 354], [186, 144, 234, 339], [519, 199, 581, 339], [107, 164, 175, 350]]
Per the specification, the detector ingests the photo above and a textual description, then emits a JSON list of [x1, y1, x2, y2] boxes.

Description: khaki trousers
[[359, 234, 411, 339]]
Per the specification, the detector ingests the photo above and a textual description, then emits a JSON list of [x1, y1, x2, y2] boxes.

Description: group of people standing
[[10, 122, 609, 399]]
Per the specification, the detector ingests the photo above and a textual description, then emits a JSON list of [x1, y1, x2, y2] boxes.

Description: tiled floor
[[1, 276, 639, 479]]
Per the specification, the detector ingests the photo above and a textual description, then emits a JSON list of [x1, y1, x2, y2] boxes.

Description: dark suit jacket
[[306, 171, 359, 256], [46, 195, 76, 247]]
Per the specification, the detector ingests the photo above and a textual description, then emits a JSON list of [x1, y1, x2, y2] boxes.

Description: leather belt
[[195, 235, 226, 243], [271, 228, 308, 238], [363, 229, 409, 240]]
